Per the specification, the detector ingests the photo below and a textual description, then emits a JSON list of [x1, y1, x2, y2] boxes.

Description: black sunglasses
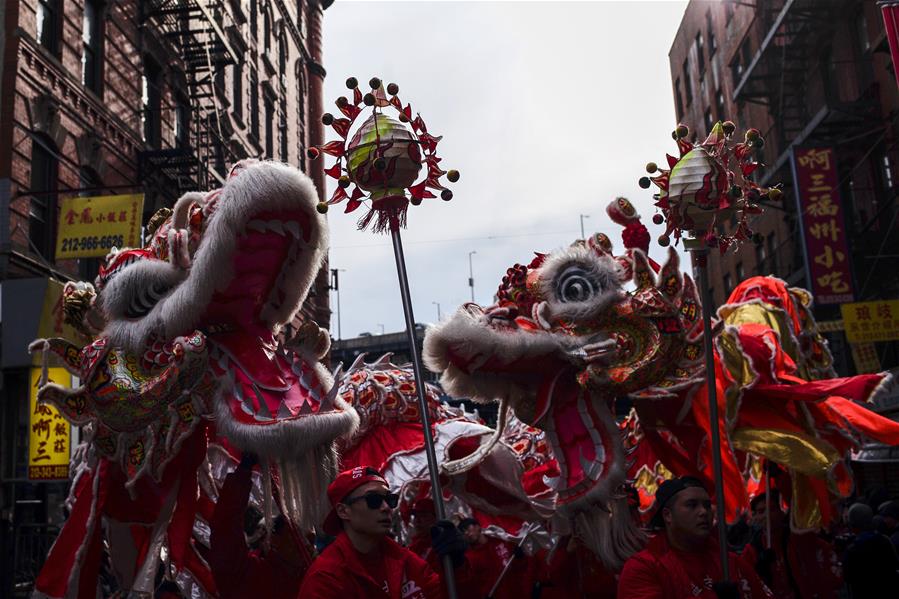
[[344, 491, 399, 510]]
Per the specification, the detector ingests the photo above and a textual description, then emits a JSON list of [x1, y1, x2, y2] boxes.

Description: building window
[[278, 32, 287, 79], [264, 94, 274, 158], [279, 100, 288, 161], [883, 154, 894, 190], [674, 78, 684, 120], [735, 262, 744, 281], [142, 57, 162, 147], [78, 165, 101, 197], [174, 94, 190, 148], [250, 70, 260, 140], [707, 12, 716, 55], [723, 272, 732, 297], [856, 10, 870, 53], [695, 33, 705, 74], [263, 7, 272, 54], [682, 58, 692, 105], [715, 90, 725, 121], [704, 108, 713, 132], [232, 61, 244, 123], [81, 0, 104, 94], [755, 235, 767, 269], [250, 0, 258, 38], [36, 0, 61, 56], [725, 0, 735, 24], [29, 136, 59, 260]]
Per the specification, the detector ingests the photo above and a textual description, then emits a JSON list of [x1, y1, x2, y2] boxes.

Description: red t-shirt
[[618, 535, 772, 599], [299, 531, 444, 599]]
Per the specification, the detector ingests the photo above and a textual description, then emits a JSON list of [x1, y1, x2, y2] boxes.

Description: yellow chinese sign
[[28, 367, 71, 480], [841, 300, 899, 344], [56, 194, 144, 259]]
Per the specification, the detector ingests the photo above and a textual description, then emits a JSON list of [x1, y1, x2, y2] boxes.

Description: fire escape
[[731, 0, 891, 290], [139, 1, 239, 194], [733, 0, 883, 184]]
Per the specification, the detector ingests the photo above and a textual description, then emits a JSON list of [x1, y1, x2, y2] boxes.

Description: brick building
[[0, 1, 331, 594], [669, 0, 899, 376], [669, 0, 899, 496]]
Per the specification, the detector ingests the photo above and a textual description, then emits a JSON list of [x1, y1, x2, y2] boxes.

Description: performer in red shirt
[[299, 466, 464, 598], [457, 518, 531, 599], [208, 454, 309, 599], [618, 477, 771, 599]]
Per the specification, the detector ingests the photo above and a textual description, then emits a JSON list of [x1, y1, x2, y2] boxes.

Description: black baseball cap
[[649, 476, 707, 529]]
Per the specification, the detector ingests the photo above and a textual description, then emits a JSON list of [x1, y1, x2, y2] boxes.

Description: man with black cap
[[618, 476, 770, 599], [298, 466, 466, 598]]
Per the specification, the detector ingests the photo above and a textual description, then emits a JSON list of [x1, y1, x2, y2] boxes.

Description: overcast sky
[[322, 0, 689, 339]]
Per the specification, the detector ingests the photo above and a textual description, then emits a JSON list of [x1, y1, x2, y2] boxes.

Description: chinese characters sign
[[28, 367, 71, 480], [841, 300, 899, 344], [56, 194, 144, 259], [791, 148, 854, 305]]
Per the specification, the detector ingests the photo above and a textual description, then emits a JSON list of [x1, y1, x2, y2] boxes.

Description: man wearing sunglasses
[[298, 466, 452, 598]]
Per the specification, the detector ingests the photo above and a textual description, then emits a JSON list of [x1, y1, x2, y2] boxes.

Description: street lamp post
[[468, 250, 477, 303], [580, 214, 590, 240], [432, 301, 441, 321]]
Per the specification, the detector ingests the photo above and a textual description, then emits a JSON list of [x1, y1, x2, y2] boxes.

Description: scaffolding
[[138, 0, 240, 194]]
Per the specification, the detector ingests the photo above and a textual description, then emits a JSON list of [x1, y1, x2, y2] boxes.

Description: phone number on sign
[[60, 235, 125, 253]]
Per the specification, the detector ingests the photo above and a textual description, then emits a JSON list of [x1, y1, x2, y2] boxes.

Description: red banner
[[882, 3, 899, 90], [791, 147, 854, 305]]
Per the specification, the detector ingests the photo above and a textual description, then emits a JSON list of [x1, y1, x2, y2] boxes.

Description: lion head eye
[[557, 267, 597, 303]]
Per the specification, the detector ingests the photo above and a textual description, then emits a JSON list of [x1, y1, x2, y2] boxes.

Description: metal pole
[[580, 214, 589, 240], [765, 461, 772, 549], [468, 250, 476, 303], [332, 269, 343, 340], [432, 301, 441, 321], [693, 246, 730, 581], [390, 220, 458, 599]]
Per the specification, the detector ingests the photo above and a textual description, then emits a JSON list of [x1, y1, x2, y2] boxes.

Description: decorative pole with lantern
[[308, 76, 460, 598], [640, 120, 781, 580]]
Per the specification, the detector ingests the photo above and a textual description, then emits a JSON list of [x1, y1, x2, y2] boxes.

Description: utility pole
[[468, 250, 477, 303], [580, 214, 590, 240], [329, 268, 346, 339]]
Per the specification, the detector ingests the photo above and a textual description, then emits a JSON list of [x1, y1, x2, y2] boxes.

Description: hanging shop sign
[[55, 194, 144, 259], [28, 367, 72, 480], [791, 148, 854, 305], [841, 299, 899, 344]]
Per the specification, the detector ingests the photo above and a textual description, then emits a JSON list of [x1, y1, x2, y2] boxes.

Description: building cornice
[[18, 34, 143, 155]]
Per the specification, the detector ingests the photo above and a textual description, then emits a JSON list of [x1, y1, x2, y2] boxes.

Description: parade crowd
[[191, 458, 899, 599]]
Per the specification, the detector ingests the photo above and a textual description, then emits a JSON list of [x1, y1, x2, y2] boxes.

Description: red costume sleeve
[[617, 555, 665, 599], [209, 465, 258, 595]]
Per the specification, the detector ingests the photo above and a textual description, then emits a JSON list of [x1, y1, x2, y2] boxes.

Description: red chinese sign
[[791, 148, 854, 304]]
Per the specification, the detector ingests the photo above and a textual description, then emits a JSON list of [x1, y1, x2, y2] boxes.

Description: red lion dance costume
[[424, 194, 899, 568], [29, 160, 359, 598]]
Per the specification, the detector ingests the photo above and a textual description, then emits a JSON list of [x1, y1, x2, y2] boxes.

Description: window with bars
[[675, 78, 684, 120], [29, 136, 59, 260], [81, 0, 104, 95]]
